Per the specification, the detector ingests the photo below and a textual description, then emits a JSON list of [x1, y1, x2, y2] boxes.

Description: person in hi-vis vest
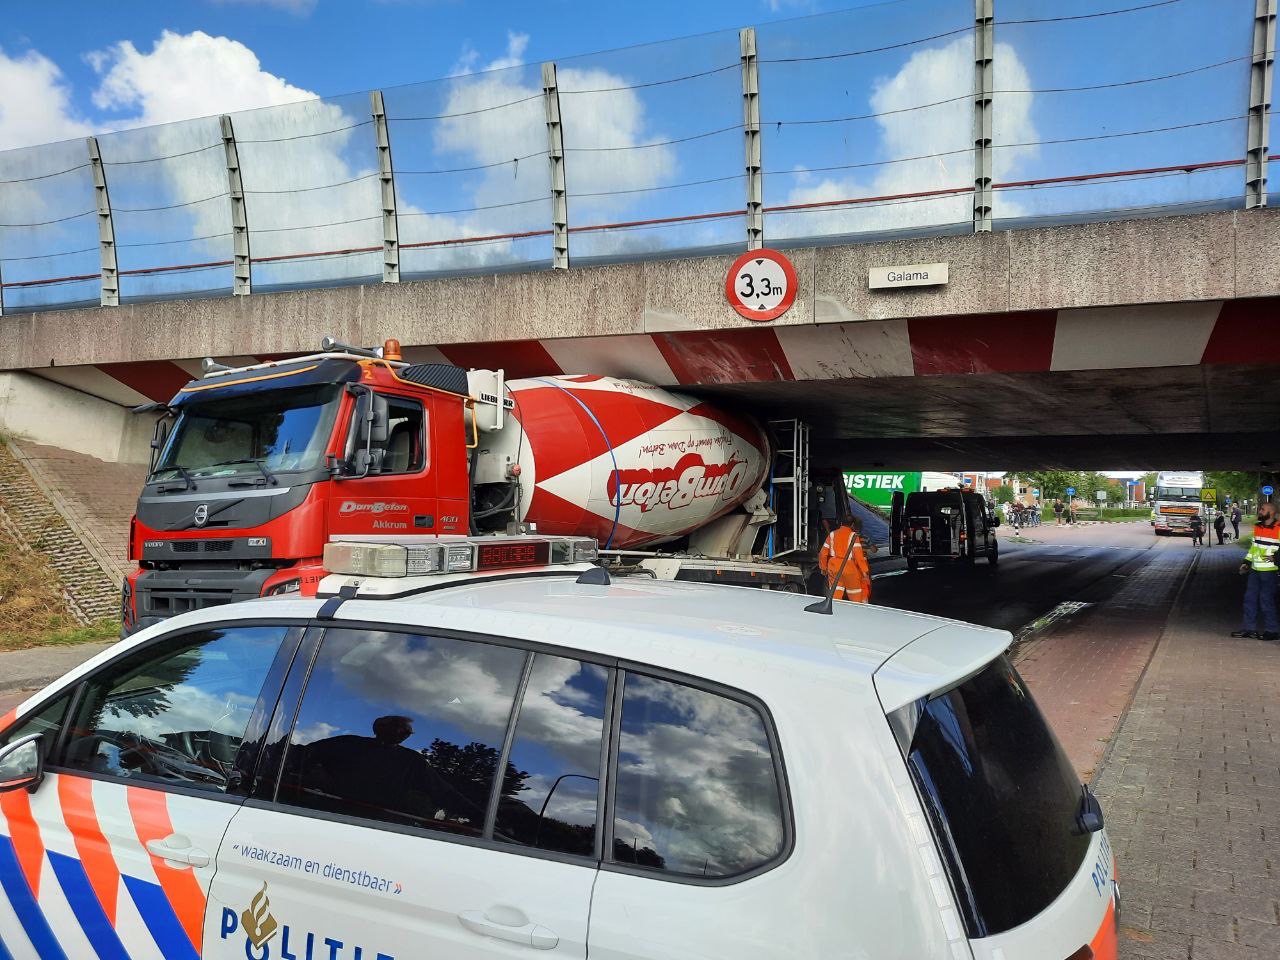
[[818, 517, 872, 603]]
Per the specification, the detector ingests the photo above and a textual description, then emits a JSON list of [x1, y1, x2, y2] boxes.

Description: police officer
[[819, 517, 871, 603], [1233, 502, 1280, 641]]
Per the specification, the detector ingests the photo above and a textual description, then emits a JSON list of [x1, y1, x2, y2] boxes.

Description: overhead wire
[[236, 120, 372, 144], [102, 142, 224, 165], [566, 125, 739, 152]]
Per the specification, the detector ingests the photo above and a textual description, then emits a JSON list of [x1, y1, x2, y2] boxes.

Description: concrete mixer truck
[[121, 337, 839, 634]]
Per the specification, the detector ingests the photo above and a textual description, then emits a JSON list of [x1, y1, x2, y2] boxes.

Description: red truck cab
[[123, 345, 474, 634]]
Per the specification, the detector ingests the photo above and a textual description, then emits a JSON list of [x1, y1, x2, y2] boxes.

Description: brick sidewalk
[[1016, 546, 1191, 782], [1093, 545, 1280, 959]]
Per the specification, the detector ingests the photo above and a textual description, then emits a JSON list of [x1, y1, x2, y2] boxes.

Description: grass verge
[[0, 506, 119, 650]]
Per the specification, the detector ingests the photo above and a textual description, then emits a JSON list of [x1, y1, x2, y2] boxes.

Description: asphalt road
[[872, 519, 1206, 634]]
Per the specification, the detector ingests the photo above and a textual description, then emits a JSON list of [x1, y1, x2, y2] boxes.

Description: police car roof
[[164, 576, 1011, 706]]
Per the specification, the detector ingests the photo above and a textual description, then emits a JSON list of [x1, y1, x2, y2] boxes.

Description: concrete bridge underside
[[2, 209, 1278, 470]]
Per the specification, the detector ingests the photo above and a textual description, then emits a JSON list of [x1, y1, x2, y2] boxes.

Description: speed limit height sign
[[725, 248, 798, 322]]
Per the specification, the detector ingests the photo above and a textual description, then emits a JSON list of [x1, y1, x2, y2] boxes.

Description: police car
[[0, 535, 1118, 959]]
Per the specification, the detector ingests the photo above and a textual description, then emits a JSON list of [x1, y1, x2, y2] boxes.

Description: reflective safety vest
[[818, 526, 870, 603], [1246, 521, 1280, 572]]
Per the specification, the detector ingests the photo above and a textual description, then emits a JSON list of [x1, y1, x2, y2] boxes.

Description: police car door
[[0, 622, 297, 960], [209, 624, 606, 959]]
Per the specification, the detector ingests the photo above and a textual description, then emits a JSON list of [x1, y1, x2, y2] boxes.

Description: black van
[[890, 488, 1000, 571]]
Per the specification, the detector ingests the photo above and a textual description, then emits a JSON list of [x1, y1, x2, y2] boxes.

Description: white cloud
[[89, 30, 316, 125], [772, 34, 1037, 238], [0, 47, 92, 150]]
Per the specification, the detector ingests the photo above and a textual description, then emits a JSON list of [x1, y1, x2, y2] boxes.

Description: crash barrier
[[0, 0, 1273, 313]]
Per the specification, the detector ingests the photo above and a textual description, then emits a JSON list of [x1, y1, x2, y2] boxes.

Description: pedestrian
[[1032, 501, 1041, 527], [1189, 512, 1205, 546], [1231, 503, 1242, 540], [1214, 510, 1227, 546], [818, 516, 871, 604], [1232, 501, 1280, 641], [1054, 499, 1064, 526]]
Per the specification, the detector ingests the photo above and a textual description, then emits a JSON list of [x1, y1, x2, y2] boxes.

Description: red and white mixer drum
[[494, 375, 770, 549]]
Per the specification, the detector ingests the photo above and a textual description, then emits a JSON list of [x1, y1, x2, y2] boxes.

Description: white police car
[[0, 535, 1118, 959]]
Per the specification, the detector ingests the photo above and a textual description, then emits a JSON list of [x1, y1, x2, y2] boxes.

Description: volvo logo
[[193, 503, 210, 527]]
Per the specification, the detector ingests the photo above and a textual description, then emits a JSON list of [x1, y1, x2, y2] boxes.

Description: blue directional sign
[[1066, 487, 1076, 496], [1263, 485, 1274, 497], [1032, 488, 1040, 495]]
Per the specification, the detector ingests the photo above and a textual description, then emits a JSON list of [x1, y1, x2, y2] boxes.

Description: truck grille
[[171, 540, 233, 553]]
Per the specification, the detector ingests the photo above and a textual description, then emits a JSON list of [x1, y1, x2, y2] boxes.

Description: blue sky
[[0, 0, 1259, 309], [0, 0, 848, 118]]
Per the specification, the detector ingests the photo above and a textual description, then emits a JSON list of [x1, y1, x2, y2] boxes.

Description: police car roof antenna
[[804, 536, 856, 616], [576, 566, 611, 586], [316, 584, 359, 620]]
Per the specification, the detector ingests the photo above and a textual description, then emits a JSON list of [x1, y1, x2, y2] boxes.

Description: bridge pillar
[[220, 115, 252, 296], [972, 0, 995, 232], [542, 63, 569, 270], [86, 137, 119, 307], [371, 91, 400, 283], [1247, 0, 1276, 208], [741, 27, 763, 251]]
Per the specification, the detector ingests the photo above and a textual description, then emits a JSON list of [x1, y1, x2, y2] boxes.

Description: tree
[[1204, 471, 1261, 506], [993, 484, 1015, 504], [1021, 471, 1084, 501]]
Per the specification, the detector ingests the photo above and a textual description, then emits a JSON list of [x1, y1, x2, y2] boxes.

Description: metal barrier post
[[741, 27, 763, 250], [220, 115, 252, 296], [973, 0, 995, 232], [371, 91, 400, 283], [86, 137, 119, 307], [1247, 0, 1277, 208], [542, 62, 569, 270]]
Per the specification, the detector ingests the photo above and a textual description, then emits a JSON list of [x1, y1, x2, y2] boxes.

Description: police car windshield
[[902, 655, 1090, 938], [153, 384, 341, 481]]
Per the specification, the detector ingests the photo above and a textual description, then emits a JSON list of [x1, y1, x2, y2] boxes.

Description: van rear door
[[875, 627, 1118, 960]]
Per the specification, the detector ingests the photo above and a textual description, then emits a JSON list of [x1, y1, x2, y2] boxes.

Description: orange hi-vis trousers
[[818, 526, 870, 603]]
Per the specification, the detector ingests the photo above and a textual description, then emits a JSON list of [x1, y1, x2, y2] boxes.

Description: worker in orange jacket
[[818, 518, 872, 603]]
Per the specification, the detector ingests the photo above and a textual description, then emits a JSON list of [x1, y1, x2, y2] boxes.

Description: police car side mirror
[[0, 735, 45, 794]]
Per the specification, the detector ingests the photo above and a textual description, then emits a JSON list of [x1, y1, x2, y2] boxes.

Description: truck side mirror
[[0, 734, 45, 793], [148, 417, 172, 473], [369, 395, 389, 446], [345, 391, 390, 479]]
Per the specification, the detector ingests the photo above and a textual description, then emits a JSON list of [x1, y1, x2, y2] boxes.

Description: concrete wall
[[1, 208, 1275, 369], [0, 372, 151, 464]]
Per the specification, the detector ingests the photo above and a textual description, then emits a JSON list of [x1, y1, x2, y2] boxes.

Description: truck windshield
[[901, 655, 1090, 938], [153, 384, 341, 481], [1157, 486, 1201, 499]]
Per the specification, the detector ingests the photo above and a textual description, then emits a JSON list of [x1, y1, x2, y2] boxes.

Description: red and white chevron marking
[[32, 297, 1277, 405]]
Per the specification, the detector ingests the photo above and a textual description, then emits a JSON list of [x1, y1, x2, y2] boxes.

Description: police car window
[[58, 626, 288, 793], [277, 628, 525, 839], [493, 655, 608, 857], [612, 674, 784, 878], [904, 655, 1091, 937], [0, 694, 72, 749]]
